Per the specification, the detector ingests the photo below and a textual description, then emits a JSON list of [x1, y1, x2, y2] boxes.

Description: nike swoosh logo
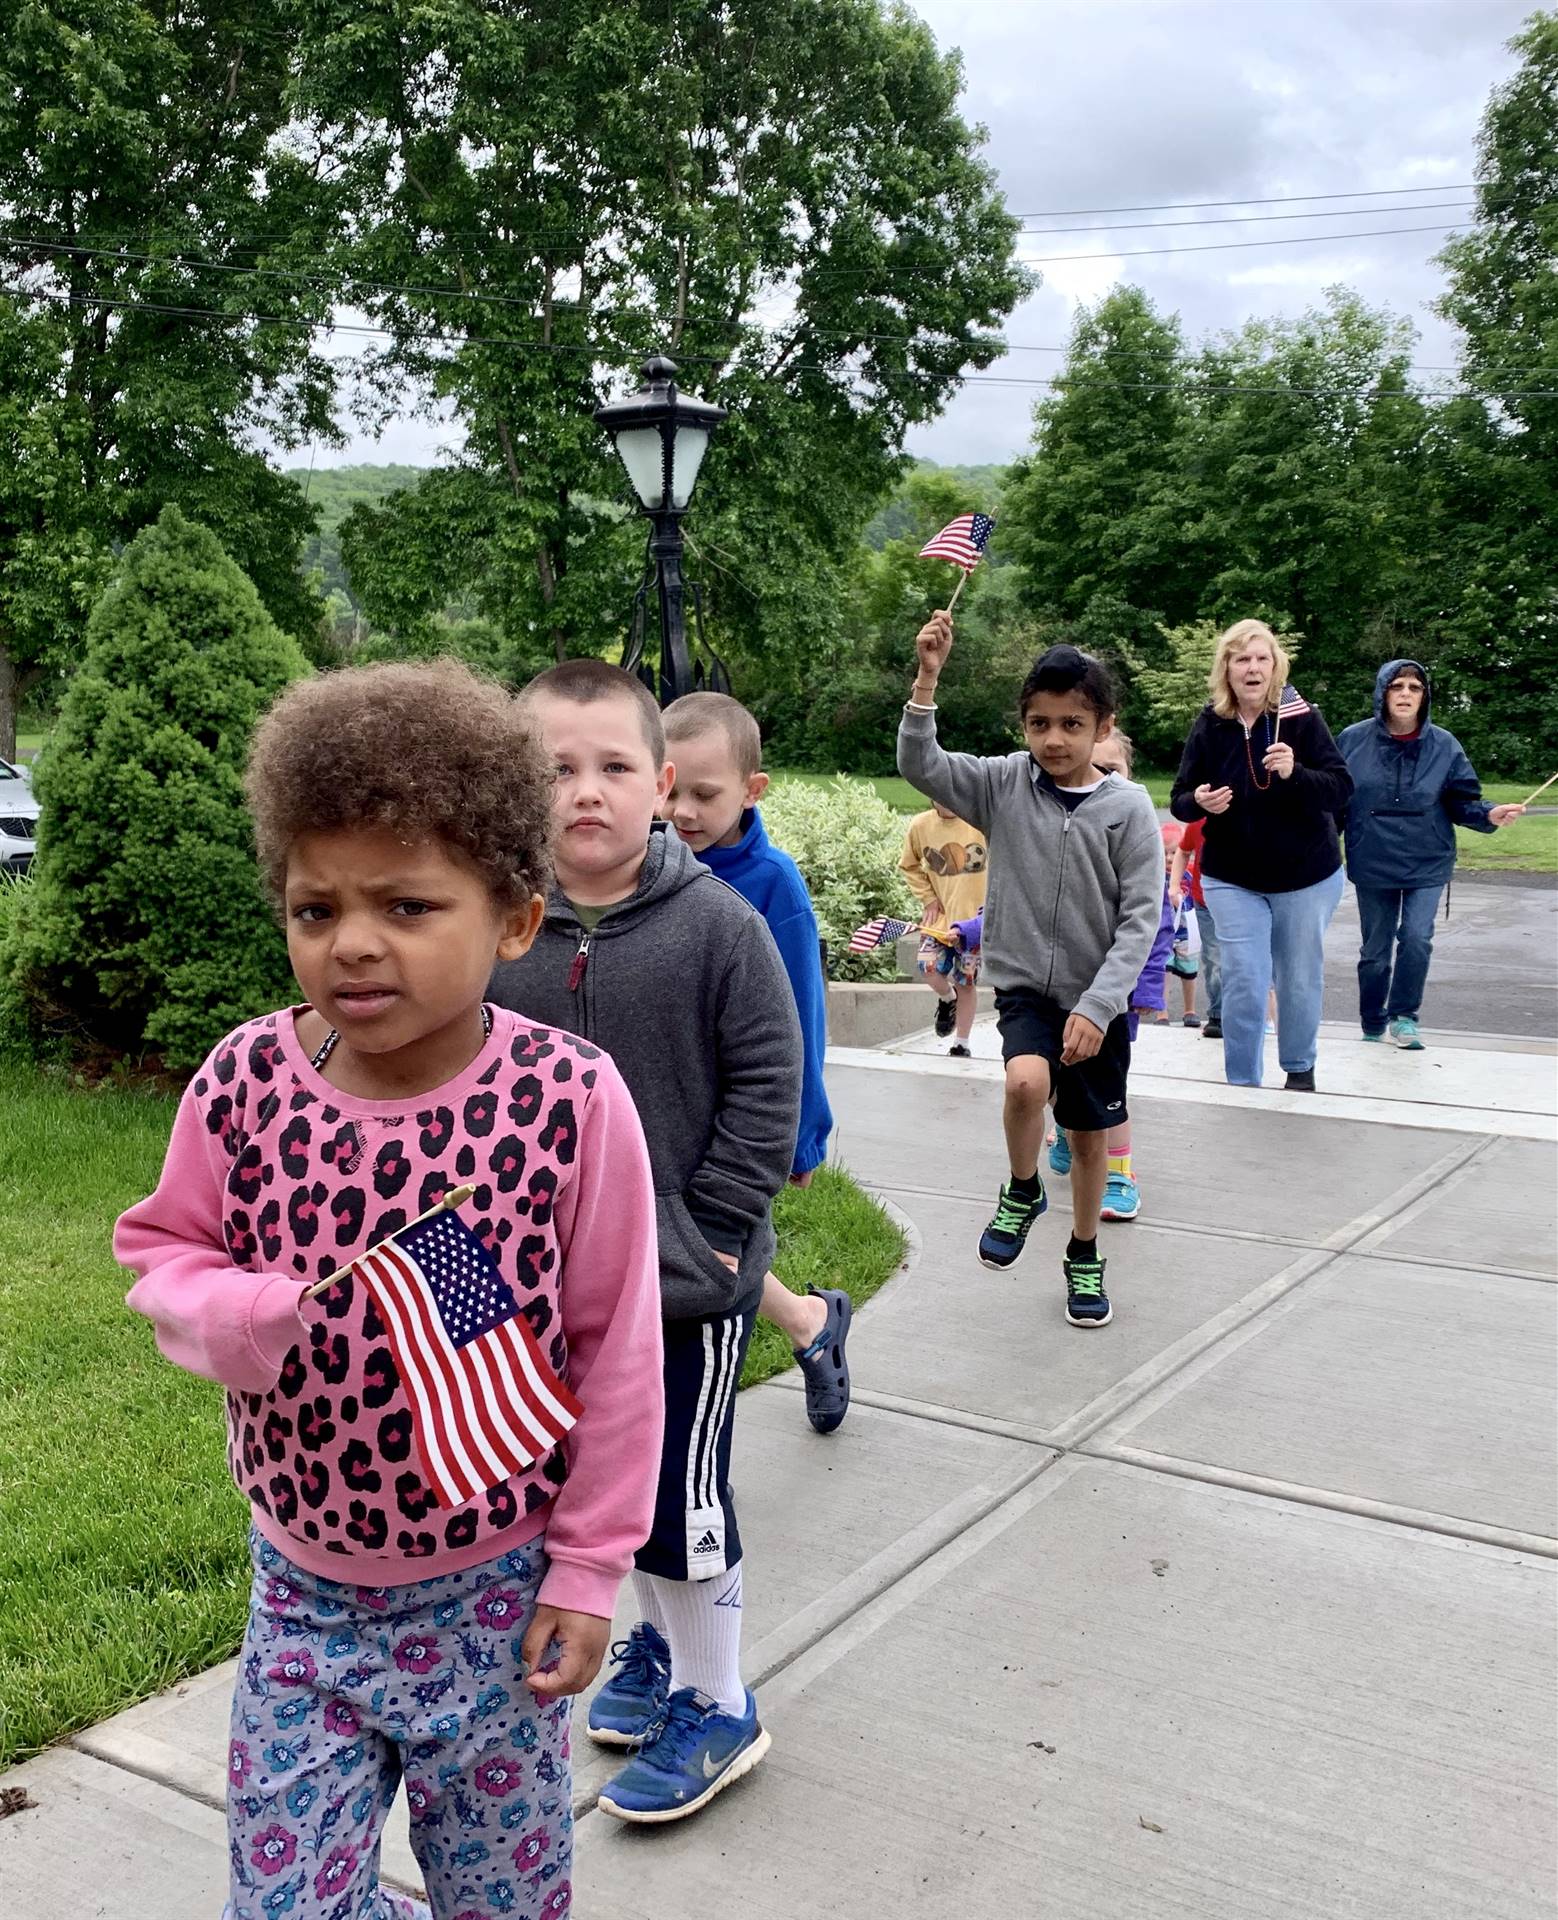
[[703, 1750, 729, 1778]]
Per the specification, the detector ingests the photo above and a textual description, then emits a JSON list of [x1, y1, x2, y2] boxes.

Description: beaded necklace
[[1242, 709, 1272, 792], [310, 1002, 493, 1072]]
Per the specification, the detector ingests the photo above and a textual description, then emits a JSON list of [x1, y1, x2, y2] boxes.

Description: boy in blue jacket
[[663, 692, 852, 1434], [1338, 658, 1524, 1048]]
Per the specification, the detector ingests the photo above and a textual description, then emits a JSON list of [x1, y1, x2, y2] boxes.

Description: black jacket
[[488, 825, 801, 1321], [1171, 701, 1352, 894]]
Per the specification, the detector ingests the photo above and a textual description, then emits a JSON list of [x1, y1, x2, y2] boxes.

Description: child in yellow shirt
[[899, 804, 988, 1056]]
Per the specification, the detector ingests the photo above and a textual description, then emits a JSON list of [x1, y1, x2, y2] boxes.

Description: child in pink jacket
[[115, 660, 663, 1920]]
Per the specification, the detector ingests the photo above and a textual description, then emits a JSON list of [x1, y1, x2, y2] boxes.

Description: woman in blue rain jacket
[[1337, 659, 1525, 1049]]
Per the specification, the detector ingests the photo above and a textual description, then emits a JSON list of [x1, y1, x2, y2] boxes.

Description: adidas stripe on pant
[[635, 1307, 755, 1583]]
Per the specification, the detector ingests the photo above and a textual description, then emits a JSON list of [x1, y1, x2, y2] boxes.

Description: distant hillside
[[863, 459, 1009, 549], [283, 463, 427, 600]]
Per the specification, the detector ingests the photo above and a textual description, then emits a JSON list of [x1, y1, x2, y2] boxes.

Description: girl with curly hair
[[116, 659, 664, 1920]]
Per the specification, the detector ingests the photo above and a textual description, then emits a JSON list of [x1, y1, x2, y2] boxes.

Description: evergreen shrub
[[6, 507, 307, 1070]]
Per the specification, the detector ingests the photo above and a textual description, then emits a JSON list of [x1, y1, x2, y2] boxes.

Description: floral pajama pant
[[226, 1530, 572, 1920]]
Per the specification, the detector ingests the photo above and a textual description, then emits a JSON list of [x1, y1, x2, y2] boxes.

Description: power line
[[1008, 182, 1478, 221], [11, 229, 1554, 379], [1015, 201, 1473, 238], [9, 284, 1557, 398]]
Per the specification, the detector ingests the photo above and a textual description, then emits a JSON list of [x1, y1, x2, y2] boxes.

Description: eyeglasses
[[1389, 681, 1425, 693]]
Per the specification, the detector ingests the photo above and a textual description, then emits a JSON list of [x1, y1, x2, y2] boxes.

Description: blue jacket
[[1337, 659, 1495, 891], [693, 809, 833, 1176]]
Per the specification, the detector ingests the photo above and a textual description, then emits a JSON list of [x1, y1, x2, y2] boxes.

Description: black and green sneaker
[[1064, 1253, 1112, 1327], [978, 1178, 1047, 1270]]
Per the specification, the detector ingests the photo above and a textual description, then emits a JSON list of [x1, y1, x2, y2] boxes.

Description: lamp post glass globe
[[594, 356, 727, 704]]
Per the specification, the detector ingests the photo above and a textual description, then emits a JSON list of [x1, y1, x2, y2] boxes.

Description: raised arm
[[895, 611, 1001, 832]]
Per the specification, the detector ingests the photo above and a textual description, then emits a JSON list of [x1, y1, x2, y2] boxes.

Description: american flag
[[1276, 684, 1311, 720], [351, 1208, 583, 1510], [918, 513, 995, 573], [848, 914, 915, 954]]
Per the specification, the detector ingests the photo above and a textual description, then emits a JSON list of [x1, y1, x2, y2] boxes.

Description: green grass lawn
[[0, 1064, 902, 1768], [772, 769, 1555, 871]]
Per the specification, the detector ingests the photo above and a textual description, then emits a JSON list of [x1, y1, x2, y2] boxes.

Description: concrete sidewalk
[[4, 1027, 1556, 1917]]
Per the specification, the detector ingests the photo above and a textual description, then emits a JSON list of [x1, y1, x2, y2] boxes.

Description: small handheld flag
[[848, 914, 915, 954], [1272, 683, 1311, 741], [919, 513, 995, 612], [340, 1204, 582, 1509]]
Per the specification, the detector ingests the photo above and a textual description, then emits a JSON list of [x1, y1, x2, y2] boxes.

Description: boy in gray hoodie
[[898, 612, 1161, 1328], [489, 660, 801, 1823]]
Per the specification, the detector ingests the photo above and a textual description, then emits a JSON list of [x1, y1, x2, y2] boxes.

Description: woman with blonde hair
[[1169, 620, 1352, 1090]]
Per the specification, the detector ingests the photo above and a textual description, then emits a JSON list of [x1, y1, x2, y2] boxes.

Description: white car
[[0, 756, 39, 872]]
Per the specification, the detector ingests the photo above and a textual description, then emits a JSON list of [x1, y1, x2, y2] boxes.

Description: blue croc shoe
[[978, 1178, 1047, 1270], [1047, 1127, 1072, 1176], [1099, 1172, 1140, 1222], [587, 1622, 670, 1749], [596, 1687, 770, 1824], [795, 1286, 852, 1435]]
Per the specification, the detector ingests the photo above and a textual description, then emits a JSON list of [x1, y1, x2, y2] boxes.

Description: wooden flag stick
[[305, 1183, 476, 1299], [944, 569, 972, 615], [1518, 769, 1558, 809]]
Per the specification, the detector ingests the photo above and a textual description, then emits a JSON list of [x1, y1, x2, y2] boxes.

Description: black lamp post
[[594, 354, 729, 706]]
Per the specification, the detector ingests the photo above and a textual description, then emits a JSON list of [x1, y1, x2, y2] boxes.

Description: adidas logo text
[[692, 1530, 720, 1554]]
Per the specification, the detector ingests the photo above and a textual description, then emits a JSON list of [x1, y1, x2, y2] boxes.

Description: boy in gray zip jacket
[[489, 659, 800, 1824], [898, 612, 1161, 1328]]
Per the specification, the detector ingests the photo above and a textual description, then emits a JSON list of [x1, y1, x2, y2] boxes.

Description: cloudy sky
[[317, 0, 1534, 470]]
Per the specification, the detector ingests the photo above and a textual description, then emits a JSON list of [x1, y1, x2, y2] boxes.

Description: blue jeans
[[1355, 884, 1443, 1031], [1193, 903, 1221, 1021], [1202, 869, 1344, 1085]]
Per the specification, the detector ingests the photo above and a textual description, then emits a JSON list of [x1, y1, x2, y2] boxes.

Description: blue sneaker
[[586, 1622, 670, 1748], [1099, 1172, 1140, 1222], [978, 1177, 1047, 1270], [596, 1687, 770, 1823], [1362, 1028, 1386, 1043], [1389, 1016, 1425, 1050], [1047, 1127, 1071, 1176]]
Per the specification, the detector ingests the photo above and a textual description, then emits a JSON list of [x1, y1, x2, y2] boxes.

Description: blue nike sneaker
[[596, 1687, 770, 1823], [586, 1622, 670, 1748], [1047, 1127, 1071, 1176]]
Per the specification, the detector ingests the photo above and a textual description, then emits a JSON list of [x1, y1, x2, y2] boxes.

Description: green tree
[[6, 508, 306, 1069], [1003, 287, 1192, 623], [1421, 10, 1557, 771], [293, 0, 1029, 675], [0, 0, 344, 751]]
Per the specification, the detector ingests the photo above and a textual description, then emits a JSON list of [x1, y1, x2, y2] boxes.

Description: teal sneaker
[[596, 1687, 770, 1824], [1099, 1172, 1140, 1222], [1064, 1253, 1112, 1328], [1047, 1127, 1072, 1176], [978, 1177, 1047, 1270], [1388, 1016, 1425, 1050], [1362, 1028, 1386, 1043]]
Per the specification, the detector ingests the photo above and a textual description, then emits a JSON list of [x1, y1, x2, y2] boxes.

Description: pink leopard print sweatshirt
[[115, 1006, 664, 1618]]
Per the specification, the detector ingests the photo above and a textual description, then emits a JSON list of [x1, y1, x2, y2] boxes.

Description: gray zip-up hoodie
[[897, 708, 1163, 1031], [488, 825, 801, 1321]]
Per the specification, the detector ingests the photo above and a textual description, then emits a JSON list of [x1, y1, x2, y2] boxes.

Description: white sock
[[641, 1567, 747, 1717], [631, 1570, 669, 1640]]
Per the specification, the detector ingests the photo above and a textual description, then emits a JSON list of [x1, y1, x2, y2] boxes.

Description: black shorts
[[994, 987, 1132, 1134], [635, 1307, 755, 1583]]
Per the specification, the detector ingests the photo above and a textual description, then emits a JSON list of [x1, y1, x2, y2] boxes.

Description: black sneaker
[[948, 1042, 971, 1058], [1284, 1069, 1316, 1092], [934, 998, 957, 1038], [1202, 1019, 1222, 1039], [1064, 1253, 1112, 1327], [978, 1178, 1047, 1269]]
